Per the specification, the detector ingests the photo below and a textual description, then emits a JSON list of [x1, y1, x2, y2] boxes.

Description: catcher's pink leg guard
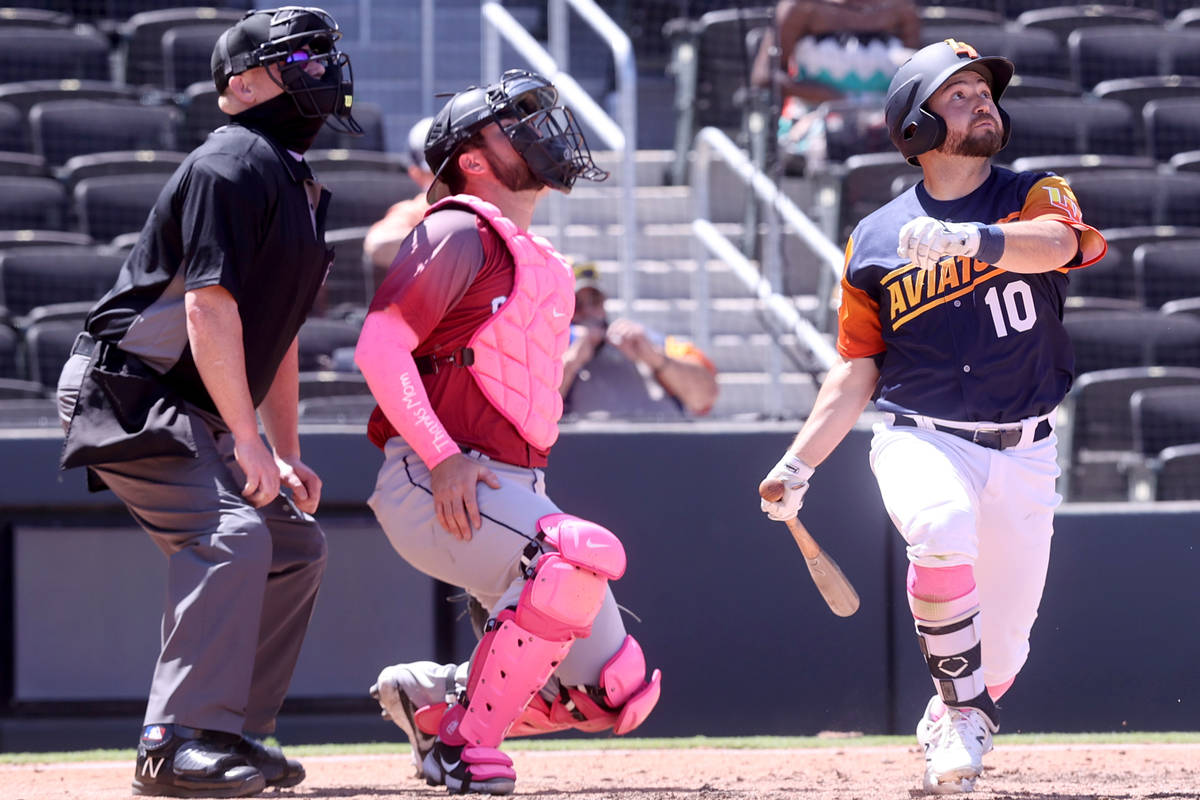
[[908, 564, 997, 729], [454, 514, 626, 752]]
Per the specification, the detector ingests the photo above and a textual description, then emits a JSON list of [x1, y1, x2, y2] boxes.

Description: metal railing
[[481, 0, 638, 308], [690, 126, 842, 413]]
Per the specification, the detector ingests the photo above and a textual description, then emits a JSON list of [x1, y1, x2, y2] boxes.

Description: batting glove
[[760, 454, 814, 522], [897, 216, 980, 272]]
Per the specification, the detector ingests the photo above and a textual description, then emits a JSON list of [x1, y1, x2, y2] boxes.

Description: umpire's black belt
[[892, 414, 1052, 451]]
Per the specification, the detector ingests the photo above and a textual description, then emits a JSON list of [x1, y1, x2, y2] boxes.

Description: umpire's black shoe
[[233, 735, 306, 788], [132, 724, 266, 798]]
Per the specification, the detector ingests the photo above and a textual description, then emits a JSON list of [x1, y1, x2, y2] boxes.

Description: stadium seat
[[1002, 97, 1136, 160], [1009, 154, 1156, 175], [1064, 246, 1134, 301], [1057, 365, 1200, 500], [1172, 8, 1200, 29], [1133, 241, 1200, 309], [1063, 309, 1200, 374], [920, 23, 1068, 80], [22, 300, 94, 326], [0, 322, 19, 379], [1154, 442, 1200, 500], [919, 6, 1003, 26], [1060, 170, 1200, 229], [1001, 74, 1083, 99], [59, 150, 187, 191], [0, 27, 110, 83], [319, 171, 423, 231], [162, 22, 234, 93], [320, 226, 372, 314], [1143, 97, 1200, 161], [29, 99, 179, 167], [0, 100, 24, 152], [833, 151, 918, 244], [177, 82, 224, 150], [1131, 384, 1200, 455], [22, 317, 78, 388], [0, 230, 92, 248], [1068, 26, 1200, 90], [1170, 149, 1200, 172], [73, 173, 172, 242], [663, 6, 775, 183], [1093, 75, 1200, 122], [1015, 5, 1162, 43], [307, 149, 409, 174], [0, 247, 123, 316], [1161, 296, 1200, 319], [0, 151, 48, 177], [311, 101, 386, 151], [0, 376, 46, 398], [297, 317, 362, 371], [0, 176, 67, 230], [0, 79, 141, 118], [1003, 0, 1159, 17], [1102, 225, 1200, 266], [119, 7, 243, 88], [0, 8, 72, 28]]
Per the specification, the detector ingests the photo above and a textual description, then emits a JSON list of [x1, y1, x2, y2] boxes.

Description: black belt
[[71, 331, 97, 356], [892, 414, 1052, 451], [414, 347, 475, 375]]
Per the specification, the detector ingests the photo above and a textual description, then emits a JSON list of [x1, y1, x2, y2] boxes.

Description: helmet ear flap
[[903, 108, 947, 167], [996, 104, 1011, 152]]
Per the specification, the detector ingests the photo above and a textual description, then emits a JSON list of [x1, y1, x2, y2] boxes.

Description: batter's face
[[929, 70, 1004, 159]]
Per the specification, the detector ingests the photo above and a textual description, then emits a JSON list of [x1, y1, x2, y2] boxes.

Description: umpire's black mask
[[233, 91, 325, 154]]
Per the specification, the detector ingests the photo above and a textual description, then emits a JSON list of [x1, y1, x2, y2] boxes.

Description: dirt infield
[[4, 742, 1200, 800]]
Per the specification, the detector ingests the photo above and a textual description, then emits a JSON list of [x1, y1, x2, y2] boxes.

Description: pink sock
[[907, 563, 977, 620]]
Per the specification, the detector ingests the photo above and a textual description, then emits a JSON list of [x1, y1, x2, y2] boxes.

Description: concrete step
[[590, 149, 675, 187], [536, 186, 693, 226], [601, 297, 821, 337], [577, 258, 756, 300], [709, 371, 819, 420]]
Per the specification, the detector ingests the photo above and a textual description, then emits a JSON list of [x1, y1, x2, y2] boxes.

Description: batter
[[759, 40, 1105, 794]]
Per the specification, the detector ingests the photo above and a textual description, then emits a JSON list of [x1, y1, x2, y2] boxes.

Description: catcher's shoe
[[371, 663, 445, 777], [422, 737, 517, 796], [132, 724, 265, 798], [916, 696, 994, 794], [232, 736, 305, 788]]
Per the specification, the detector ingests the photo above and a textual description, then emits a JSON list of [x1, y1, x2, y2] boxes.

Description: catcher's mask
[[884, 38, 1013, 166], [424, 69, 608, 203], [212, 6, 361, 135]]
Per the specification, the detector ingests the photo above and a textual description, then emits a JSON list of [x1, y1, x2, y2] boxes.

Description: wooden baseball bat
[[759, 478, 861, 617]]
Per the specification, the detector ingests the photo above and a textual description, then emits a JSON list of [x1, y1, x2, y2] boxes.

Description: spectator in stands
[[55, 8, 361, 798], [751, 0, 921, 170], [362, 116, 436, 283], [561, 261, 719, 419]]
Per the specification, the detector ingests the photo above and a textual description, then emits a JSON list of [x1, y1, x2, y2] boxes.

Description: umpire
[[55, 7, 360, 798]]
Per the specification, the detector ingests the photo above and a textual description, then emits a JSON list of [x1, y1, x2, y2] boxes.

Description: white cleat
[[916, 696, 994, 794], [370, 663, 445, 778]]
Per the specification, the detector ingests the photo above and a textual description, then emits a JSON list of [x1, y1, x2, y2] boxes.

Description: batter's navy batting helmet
[[425, 69, 608, 203], [212, 6, 361, 134], [884, 39, 1013, 165]]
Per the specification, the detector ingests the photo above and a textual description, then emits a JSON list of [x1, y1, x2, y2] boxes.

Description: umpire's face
[[222, 44, 328, 109], [928, 70, 1003, 159]]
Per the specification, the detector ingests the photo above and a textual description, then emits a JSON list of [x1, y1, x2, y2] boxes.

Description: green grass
[[4, 731, 1200, 765]]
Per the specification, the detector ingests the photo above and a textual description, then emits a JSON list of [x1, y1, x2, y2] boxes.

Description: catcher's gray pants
[[368, 438, 627, 687], [58, 351, 327, 736]]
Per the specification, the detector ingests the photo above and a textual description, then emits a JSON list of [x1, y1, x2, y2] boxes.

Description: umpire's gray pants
[[58, 351, 327, 736]]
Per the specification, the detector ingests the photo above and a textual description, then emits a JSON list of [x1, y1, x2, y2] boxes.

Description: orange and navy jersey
[[837, 166, 1106, 422]]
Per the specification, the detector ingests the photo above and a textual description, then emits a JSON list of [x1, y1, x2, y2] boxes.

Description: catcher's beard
[[941, 119, 1004, 158], [483, 145, 544, 193]]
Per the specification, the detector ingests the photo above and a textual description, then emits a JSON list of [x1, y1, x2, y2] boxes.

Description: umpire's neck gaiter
[[233, 92, 325, 154]]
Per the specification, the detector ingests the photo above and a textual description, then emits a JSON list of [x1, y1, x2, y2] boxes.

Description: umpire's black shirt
[[86, 122, 332, 414]]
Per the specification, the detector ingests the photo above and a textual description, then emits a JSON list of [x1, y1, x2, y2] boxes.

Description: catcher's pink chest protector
[[426, 194, 574, 450]]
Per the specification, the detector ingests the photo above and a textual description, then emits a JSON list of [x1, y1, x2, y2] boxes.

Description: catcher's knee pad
[[456, 514, 626, 748], [515, 513, 626, 641], [915, 606, 998, 727]]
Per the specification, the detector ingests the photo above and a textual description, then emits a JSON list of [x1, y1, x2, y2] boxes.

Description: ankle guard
[[915, 606, 999, 727]]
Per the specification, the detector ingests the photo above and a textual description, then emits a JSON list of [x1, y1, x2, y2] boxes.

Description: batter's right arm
[[759, 355, 879, 519]]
